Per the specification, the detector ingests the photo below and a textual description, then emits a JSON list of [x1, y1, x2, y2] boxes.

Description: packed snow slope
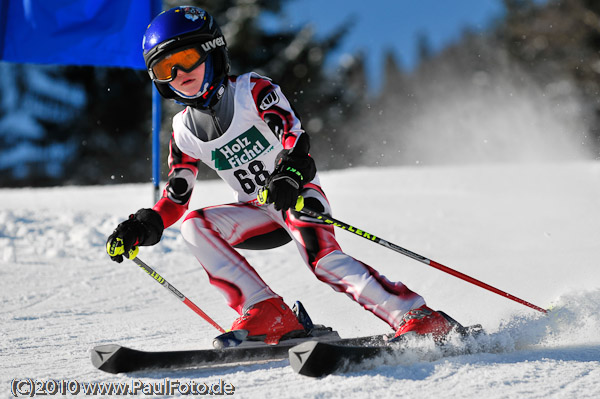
[[2, 161, 600, 398]]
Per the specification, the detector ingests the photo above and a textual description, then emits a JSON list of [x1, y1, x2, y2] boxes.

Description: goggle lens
[[151, 47, 205, 82]]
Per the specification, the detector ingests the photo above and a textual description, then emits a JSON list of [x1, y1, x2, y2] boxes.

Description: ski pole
[[258, 189, 547, 314], [126, 247, 226, 332]]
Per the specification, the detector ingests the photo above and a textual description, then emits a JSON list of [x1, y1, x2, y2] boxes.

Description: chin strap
[[199, 77, 225, 108]]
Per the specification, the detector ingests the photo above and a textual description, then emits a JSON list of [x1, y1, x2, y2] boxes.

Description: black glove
[[265, 147, 316, 211], [266, 169, 301, 211], [106, 208, 164, 263]]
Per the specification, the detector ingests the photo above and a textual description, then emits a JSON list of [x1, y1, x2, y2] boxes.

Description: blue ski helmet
[[143, 6, 230, 108]]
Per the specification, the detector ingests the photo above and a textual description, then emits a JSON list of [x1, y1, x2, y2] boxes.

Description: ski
[[91, 333, 390, 374], [289, 340, 396, 377], [92, 342, 294, 374], [289, 320, 484, 377]]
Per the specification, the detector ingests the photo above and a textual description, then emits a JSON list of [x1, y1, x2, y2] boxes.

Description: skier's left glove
[[264, 148, 316, 211], [106, 208, 164, 263]]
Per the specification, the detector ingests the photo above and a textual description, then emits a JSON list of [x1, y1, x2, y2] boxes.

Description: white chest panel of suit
[[172, 73, 283, 203]]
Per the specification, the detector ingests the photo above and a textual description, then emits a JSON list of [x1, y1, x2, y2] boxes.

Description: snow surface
[[2, 161, 600, 398]]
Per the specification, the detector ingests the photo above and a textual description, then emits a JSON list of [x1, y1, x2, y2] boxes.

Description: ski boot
[[393, 304, 453, 342], [230, 298, 306, 345]]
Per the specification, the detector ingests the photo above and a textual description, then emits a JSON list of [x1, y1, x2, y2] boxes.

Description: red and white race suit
[[152, 72, 425, 329]]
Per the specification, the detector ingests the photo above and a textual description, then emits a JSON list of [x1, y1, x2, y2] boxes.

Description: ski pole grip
[[257, 187, 269, 205], [295, 196, 305, 211], [257, 188, 304, 211], [126, 246, 139, 260]]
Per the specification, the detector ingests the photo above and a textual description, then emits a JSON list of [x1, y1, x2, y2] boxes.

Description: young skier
[[106, 6, 455, 344]]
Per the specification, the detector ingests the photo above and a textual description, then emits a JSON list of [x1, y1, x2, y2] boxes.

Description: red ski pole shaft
[[298, 204, 547, 314], [128, 250, 226, 332]]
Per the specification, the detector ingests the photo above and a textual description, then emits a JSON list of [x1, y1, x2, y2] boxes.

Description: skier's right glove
[[106, 208, 164, 263]]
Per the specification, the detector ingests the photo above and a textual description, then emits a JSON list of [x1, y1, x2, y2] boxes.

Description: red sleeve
[[152, 133, 199, 228], [153, 197, 187, 228]]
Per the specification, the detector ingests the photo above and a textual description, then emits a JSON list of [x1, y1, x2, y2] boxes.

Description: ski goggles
[[148, 47, 207, 83]]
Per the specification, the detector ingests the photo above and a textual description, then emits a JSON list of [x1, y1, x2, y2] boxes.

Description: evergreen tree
[[0, 63, 86, 186], [63, 67, 152, 185]]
